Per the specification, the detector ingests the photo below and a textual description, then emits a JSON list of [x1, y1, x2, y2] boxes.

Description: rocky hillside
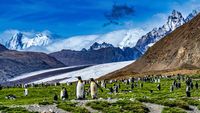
[[0, 44, 65, 83], [103, 13, 200, 79]]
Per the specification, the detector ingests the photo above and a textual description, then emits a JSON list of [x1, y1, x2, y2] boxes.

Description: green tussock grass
[[162, 107, 186, 113], [86, 100, 149, 113], [57, 102, 89, 113]]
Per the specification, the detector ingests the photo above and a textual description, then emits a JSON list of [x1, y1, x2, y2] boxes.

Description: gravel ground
[[10, 104, 68, 113]]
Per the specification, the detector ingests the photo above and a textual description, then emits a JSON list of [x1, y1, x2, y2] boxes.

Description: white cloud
[[46, 28, 146, 52]]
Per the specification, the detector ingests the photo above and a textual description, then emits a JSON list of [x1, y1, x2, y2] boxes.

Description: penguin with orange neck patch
[[90, 78, 103, 99], [76, 76, 85, 99]]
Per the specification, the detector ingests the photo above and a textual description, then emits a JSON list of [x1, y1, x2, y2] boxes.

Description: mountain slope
[[103, 13, 200, 79], [0, 45, 65, 83]]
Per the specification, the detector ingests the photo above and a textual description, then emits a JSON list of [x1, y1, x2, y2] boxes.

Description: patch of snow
[[147, 43, 155, 48]]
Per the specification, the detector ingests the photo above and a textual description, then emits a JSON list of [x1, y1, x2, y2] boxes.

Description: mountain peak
[[167, 10, 185, 31], [89, 42, 114, 51], [171, 10, 182, 17]]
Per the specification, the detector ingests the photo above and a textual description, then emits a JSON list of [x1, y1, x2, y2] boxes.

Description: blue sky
[[0, 0, 200, 37]]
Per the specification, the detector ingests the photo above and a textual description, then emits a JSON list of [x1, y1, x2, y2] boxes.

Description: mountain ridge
[[49, 45, 142, 66]]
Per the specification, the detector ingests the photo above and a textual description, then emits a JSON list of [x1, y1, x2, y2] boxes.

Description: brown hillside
[[102, 13, 200, 79]]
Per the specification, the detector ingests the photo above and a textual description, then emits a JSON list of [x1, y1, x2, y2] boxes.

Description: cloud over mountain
[[47, 28, 146, 52]]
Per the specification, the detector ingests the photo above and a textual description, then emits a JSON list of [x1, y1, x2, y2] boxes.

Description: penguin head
[[90, 78, 94, 82], [76, 76, 82, 80]]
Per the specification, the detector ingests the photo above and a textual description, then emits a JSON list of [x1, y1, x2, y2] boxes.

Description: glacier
[[8, 60, 134, 84]]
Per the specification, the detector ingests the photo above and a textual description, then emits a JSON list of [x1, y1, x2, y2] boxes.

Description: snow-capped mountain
[[89, 42, 114, 51], [5, 31, 51, 50], [167, 10, 185, 31], [134, 9, 200, 53]]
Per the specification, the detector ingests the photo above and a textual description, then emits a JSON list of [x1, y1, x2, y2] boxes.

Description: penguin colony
[[67, 74, 196, 100], [1, 74, 198, 101]]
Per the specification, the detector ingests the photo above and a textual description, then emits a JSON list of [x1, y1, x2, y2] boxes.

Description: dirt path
[[143, 102, 164, 113], [185, 105, 200, 113]]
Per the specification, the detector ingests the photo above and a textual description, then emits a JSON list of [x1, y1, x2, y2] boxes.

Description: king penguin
[[76, 76, 85, 99], [90, 78, 103, 99]]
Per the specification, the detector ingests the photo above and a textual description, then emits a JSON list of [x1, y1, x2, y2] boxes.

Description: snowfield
[[30, 60, 135, 84]]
